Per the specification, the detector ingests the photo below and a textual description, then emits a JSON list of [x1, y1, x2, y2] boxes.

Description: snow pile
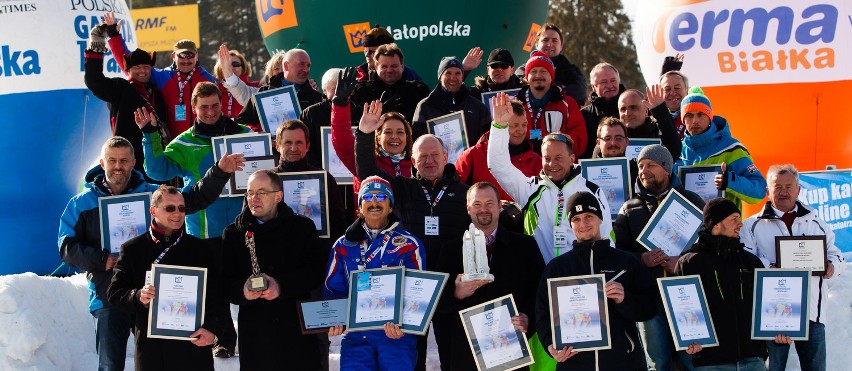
[[1, 269, 847, 370]]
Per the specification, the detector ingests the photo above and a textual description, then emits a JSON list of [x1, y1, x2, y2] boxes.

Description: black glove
[[105, 23, 120, 37], [87, 24, 108, 54], [331, 66, 357, 106], [661, 55, 684, 75], [719, 169, 732, 191]]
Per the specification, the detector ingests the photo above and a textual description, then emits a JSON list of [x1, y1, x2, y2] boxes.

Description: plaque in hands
[[461, 224, 494, 282]]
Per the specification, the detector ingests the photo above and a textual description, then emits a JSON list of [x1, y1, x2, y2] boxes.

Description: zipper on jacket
[[714, 270, 725, 301]]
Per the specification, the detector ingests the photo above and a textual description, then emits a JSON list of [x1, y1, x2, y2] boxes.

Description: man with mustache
[[515, 52, 586, 155], [580, 63, 626, 159], [515, 23, 587, 106], [58, 136, 242, 371]]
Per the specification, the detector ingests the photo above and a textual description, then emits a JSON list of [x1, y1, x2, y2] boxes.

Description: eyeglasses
[[489, 63, 511, 70], [600, 135, 626, 142], [158, 205, 187, 213], [177, 51, 196, 59], [230, 61, 243, 68], [361, 193, 388, 202], [246, 190, 278, 199]]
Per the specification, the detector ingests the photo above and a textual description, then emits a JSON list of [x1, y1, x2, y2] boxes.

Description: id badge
[[554, 228, 570, 251], [144, 270, 152, 286], [424, 216, 440, 236], [175, 104, 187, 121], [356, 271, 371, 292], [530, 129, 542, 140]]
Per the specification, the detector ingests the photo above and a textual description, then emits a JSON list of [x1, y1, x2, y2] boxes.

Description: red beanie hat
[[525, 51, 555, 80]]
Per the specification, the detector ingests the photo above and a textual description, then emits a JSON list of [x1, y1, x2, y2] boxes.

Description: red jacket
[[455, 131, 542, 202], [220, 75, 259, 123], [331, 103, 413, 207], [517, 85, 587, 157]]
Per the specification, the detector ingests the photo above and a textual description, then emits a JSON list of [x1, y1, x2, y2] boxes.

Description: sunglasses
[[231, 61, 243, 68], [545, 133, 572, 145], [489, 63, 511, 70], [158, 205, 187, 213], [177, 51, 196, 59], [361, 193, 388, 202]]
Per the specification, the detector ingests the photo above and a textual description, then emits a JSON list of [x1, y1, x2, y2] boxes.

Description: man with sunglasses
[[221, 170, 328, 370], [467, 48, 526, 101], [59, 136, 243, 371]]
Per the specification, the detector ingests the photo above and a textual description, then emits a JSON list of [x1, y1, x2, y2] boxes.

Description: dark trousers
[[415, 312, 455, 370], [206, 237, 237, 350]]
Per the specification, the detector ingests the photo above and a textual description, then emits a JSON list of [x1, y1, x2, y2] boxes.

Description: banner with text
[[130, 4, 199, 52], [798, 169, 852, 253]]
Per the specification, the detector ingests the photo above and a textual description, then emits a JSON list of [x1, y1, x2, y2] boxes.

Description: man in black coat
[[580, 63, 627, 159], [221, 170, 326, 370], [350, 43, 430, 123], [468, 48, 526, 101], [438, 182, 545, 370], [107, 186, 229, 371], [515, 23, 587, 106]]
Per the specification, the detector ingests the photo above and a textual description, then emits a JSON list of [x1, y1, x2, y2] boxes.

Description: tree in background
[[547, 0, 645, 95]]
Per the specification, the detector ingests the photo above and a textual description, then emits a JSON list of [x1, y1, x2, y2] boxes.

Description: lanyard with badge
[[421, 185, 448, 236], [525, 89, 545, 140], [226, 92, 235, 118], [355, 232, 392, 291], [553, 189, 570, 256], [144, 231, 183, 285], [174, 66, 196, 122]]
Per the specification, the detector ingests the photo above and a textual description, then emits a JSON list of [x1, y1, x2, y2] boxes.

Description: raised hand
[[358, 100, 384, 134], [490, 92, 514, 126], [133, 107, 156, 129], [332, 67, 358, 106], [645, 84, 665, 109], [714, 162, 727, 190], [218, 44, 234, 80], [462, 47, 483, 71], [217, 153, 245, 174]]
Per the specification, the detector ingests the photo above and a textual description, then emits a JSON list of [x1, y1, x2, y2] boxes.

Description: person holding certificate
[[535, 192, 658, 370], [107, 186, 229, 370], [323, 176, 426, 370], [221, 170, 328, 370], [58, 136, 240, 371], [740, 164, 845, 371], [675, 198, 769, 370], [613, 144, 705, 371]]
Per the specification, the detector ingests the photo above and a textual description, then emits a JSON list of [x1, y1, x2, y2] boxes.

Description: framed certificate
[[320, 126, 355, 185], [637, 190, 703, 256], [147, 264, 207, 340], [278, 171, 331, 238], [222, 132, 274, 158], [401, 270, 449, 335], [252, 85, 302, 136], [459, 294, 534, 371], [211, 136, 234, 197], [427, 111, 468, 165], [296, 297, 348, 334], [751, 269, 810, 340], [547, 274, 610, 351], [579, 157, 631, 219], [625, 138, 661, 160], [230, 155, 278, 195], [346, 266, 405, 332], [775, 236, 827, 275], [481, 88, 521, 119], [657, 275, 719, 350], [678, 164, 724, 204], [99, 193, 152, 254]]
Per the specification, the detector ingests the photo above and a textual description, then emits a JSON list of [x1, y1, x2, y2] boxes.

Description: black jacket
[[580, 84, 626, 159], [107, 227, 226, 371], [438, 226, 545, 370], [221, 202, 325, 370], [235, 73, 323, 130], [676, 231, 768, 367], [517, 54, 587, 106], [536, 239, 657, 371], [350, 72, 430, 123], [412, 85, 491, 147], [614, 176, 706, 280], [468, 74, 526, 101]]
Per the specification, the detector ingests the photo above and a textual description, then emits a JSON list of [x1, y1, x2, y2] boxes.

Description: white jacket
[[487, 124, 613, 264], [740, 201, 845, 323]]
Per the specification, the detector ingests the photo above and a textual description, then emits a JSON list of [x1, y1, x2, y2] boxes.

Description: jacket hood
[[683, 115, 731, 150]]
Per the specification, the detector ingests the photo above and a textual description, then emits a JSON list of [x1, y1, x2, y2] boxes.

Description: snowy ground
[[0, 268, 848, 370]]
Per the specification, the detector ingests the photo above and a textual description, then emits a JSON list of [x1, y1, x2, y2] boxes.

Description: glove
[[87, 24, 108, 54], [661, 55, 684, 75], [331, 66, 357, 106]]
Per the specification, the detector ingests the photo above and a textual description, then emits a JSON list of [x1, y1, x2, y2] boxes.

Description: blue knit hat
[[358, 176, 395, 206], [680, 86, 713, 121]]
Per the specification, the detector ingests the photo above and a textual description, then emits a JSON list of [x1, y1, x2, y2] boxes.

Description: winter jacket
[[219, 75, 259, 121], [142, 115, 250, 238], [536, 239, 657, 371], [674, 115, 767, 210], [740, 201, 846, 323], [107, 226, 226, 371], [580, 85, 626, 159], [613, 176, 706, 279], [675, 231, 768, 367], [350, 72, 430, 123], [235, 73, 323, 131], [412, 85, 491, 148], [516, 85, 586, 156], [58, 165, 229, 313], [221, 202, 326, 370], [628, 103, 682, 161], [516, 54, 587, 106], [487, 124, 612, 264], [437, 226, 544, 371], [222, 73, 259, 107], [467, 74, 526, 101], [299, 98, 342, 168], [455, 131, 541, 202], [108, 33, 216, 137], [84, 51, 168, 182], [356, 62, 422, 83]]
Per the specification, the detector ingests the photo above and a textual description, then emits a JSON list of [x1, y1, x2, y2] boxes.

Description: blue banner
[[798, 170, 852, 254]]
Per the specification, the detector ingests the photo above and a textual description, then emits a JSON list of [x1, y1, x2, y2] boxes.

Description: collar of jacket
[[415, 163, 460, 188], [634, 173, 683, 199], [85, 165, 147, 196], [149, 220, 185, 245], [692, 230, 745, 256], [519, 84, 564, 105], [234, 201, 296, 233], [192, 115, 241, 138], [343, 214, 401, 243], [626, 117, 659, 138], [756, 200, 811, 220], [683, 115, 730, 150], [541, 164, 582, 189], [570, 239, 614, 258], [276, 157, 318, 172]]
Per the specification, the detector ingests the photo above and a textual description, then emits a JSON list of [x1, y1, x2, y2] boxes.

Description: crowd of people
[[56, 12, 845, 371]]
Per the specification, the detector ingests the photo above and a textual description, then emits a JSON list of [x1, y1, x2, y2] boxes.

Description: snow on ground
[[0, 268, 848, 370]]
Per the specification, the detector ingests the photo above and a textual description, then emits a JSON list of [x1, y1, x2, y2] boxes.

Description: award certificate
[[775, 236, 827, 275], [427, 111, 468, 164], [297, 297, 348, 334], [346, 266, 404, 332], [279, 171, 331, 238], [230, 155, 277, 195], [99, 193, 151, 254], [459, 294, 534, 371], [401, 270, 449, 335], [637, 190, 703, 256], [222, 133, 273, 158], [147, 264, 207, 340], [580, 157, 631, 219], [547, 274, 610, 351], [751, 269, 810, 340], [211, 136, 236, 197], [252, 85, 301, 136], [320, 126, 355, 185], [658, 275, 719, 350], [481, 88, 521, 120], [678, 164, 724, 204], [625, 138, 660, 160]]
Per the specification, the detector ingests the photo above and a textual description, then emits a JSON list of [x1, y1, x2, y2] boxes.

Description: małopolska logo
[[256, 0, 298, 38], [342, 22, 370, 53]]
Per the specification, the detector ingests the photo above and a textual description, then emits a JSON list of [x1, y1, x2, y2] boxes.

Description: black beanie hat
[[566, 192, 603, 221], [702, 197, 739, 231], [124, 49, 156, 69]]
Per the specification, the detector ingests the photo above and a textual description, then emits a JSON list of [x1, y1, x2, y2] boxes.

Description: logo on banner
[[343, 22, 370, 53], [523, 23, 541, 52], [256, 0, 298, 38]]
